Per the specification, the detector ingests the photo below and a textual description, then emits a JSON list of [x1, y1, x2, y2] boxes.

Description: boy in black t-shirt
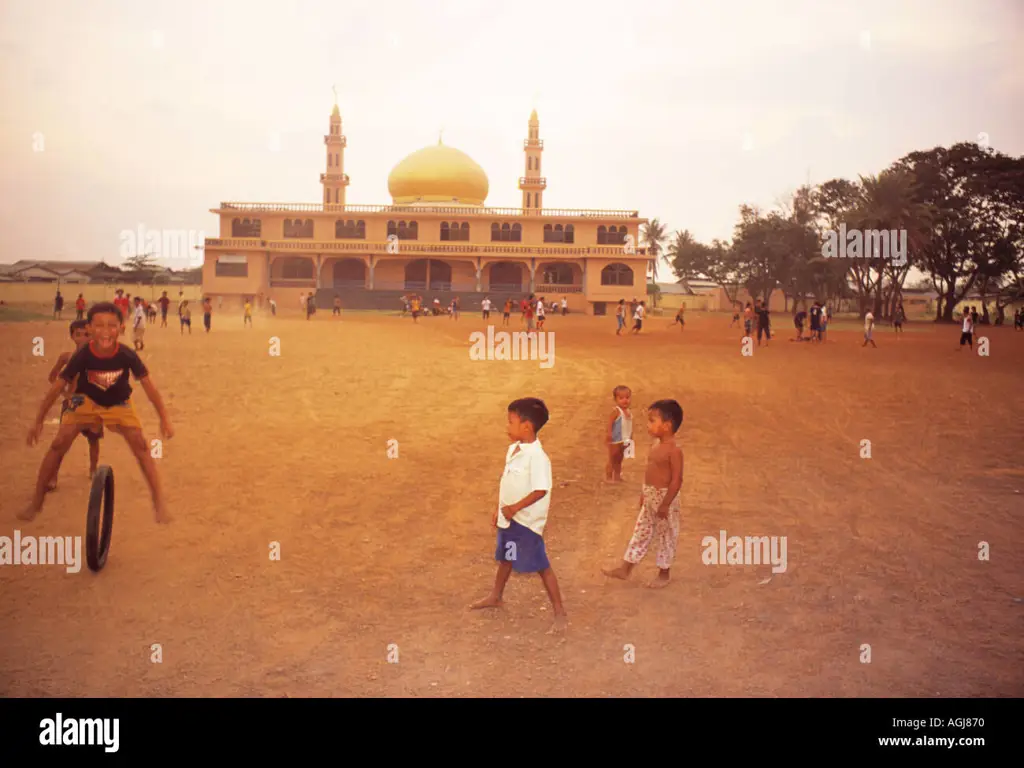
[[756, 300, 771, 346], [45, 319, 103, 490], [809, 303, 821, 341], [792, 309, 807, 341], [22, 302, 174, 524]]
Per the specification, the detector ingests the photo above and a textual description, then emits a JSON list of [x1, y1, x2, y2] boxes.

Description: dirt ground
[[1, 308, 1021, 697]]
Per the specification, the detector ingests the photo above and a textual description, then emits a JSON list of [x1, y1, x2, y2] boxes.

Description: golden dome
[[388, 142, 489, 205]]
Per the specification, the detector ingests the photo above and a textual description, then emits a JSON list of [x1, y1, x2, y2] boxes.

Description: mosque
[[201, 102, 649, 314]]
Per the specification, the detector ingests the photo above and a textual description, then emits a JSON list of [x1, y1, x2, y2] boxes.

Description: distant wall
[[654, 294, 712, 311]]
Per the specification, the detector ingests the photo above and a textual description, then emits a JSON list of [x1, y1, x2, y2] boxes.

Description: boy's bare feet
[[648, 571, 671, 588], [602, 563, 632, 580], [547, 614, 568, 634], [18, 503, 41, 521], [469, 595, 504, 610]]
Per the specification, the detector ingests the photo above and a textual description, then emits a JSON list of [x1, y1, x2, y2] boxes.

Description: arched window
[[328, 154, 333, 167], [544, 223, 564, 244], [390, 221, 418, 240], [491, 222, 519, 242], [439, 222, 468, 242], [597, 225, 608, 245], [334, 189, 339, 204], [565, 224, 574, 244], [600, 263, 634, 286], [285, 219, 313, 238], [336, 220, 363, 239], [233, 217, 262, 237]]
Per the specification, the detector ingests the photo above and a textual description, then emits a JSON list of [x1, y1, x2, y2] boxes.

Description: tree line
[[641, 142, 1024, 323]]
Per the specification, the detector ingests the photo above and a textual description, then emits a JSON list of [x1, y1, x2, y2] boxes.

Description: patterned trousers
[[624, 485, 681, 570]]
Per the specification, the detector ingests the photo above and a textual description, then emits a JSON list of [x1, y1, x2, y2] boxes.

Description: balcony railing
[[205, 238, 647, 258], [217, 202, 639, 218], [319, 173, 350, 184], [523, 139, 544, 149], [536, 284, 583, 293], [324, 135, 347, 147], [518, 177, 547, 188]]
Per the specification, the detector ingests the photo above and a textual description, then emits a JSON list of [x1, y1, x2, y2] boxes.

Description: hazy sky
[[1, 0, 1021, 274]]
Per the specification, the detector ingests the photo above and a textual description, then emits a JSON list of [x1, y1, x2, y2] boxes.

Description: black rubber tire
[[86, 465, 114, 572]]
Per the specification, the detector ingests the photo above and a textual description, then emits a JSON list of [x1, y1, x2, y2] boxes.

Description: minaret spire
[[321, 91, 349, 207], [519, 109, 545, 212]]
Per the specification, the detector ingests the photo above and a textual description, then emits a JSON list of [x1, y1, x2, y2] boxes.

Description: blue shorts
[[495, 520, 550, 573]]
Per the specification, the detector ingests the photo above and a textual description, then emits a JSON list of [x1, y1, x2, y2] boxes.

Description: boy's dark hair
[[619, 299, 624, 304], [508, 397, 549, 433], [649, 399, 683, 433], [69, 319, 88, 336], [613, 385, 631, 397], [88, 301, 123, 324]]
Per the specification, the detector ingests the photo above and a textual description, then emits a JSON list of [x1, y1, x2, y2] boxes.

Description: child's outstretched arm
[[47, 352, 71, 383], [138, 376, 174, 439], [27, 378, 70, 445]]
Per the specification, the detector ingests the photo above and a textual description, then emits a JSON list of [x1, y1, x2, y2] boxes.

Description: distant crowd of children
[[401, 293, 571, 328]]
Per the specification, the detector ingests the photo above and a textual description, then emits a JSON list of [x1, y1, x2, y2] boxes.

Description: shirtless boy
[[603, 399, 684, 588]]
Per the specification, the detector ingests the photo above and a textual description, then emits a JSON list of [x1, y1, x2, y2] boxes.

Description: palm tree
[[642, 218, 668, 283]]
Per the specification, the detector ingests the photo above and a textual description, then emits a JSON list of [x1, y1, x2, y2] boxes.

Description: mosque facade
[[201, 104, 649, 314]]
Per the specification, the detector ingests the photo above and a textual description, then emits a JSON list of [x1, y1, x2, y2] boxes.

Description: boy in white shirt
[[957, 308, 973, 351], [862, 311, 877, 348], [631, 300, 646, 333], [470, 397, 567, 632], [132, 296, 147, 351], [536, 297, 547, 330]]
